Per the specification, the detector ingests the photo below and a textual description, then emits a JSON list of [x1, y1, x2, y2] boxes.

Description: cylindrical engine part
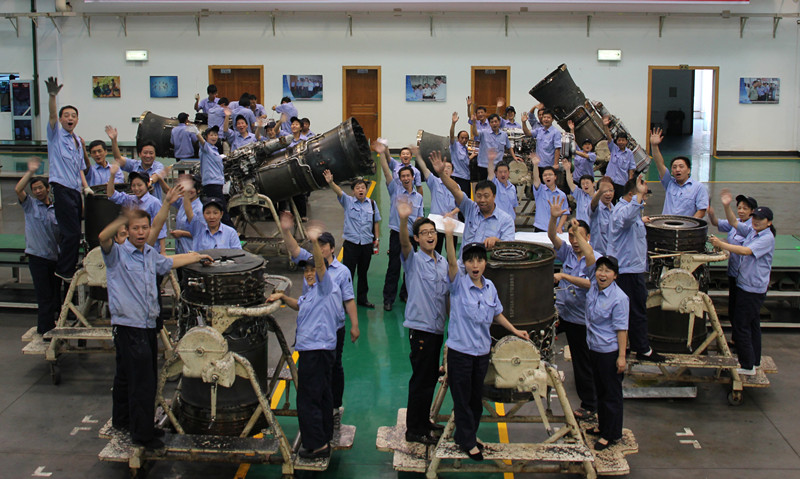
[[529, 64, 650, 174], [175, 249, 271, 436], [251, 117, 374, 202], [483, 242, 556, 339], [415, 129, 451, 177], [84, 184, 127, 250], [645, 215, 709, 353], [176, 316, 270, 436], [180, 249, 268, 306], [646, 215, 708, 253], [136, 111, 207, 158]]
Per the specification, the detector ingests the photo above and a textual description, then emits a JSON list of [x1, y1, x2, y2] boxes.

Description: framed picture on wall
[[150, 76, 179, 98], [283, 75, 323, 101], [92, 76, 120, 98], [739, 77, 779, 104], [406, 75, 446, 102]]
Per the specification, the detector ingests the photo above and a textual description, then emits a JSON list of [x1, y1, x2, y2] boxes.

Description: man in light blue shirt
[[501, 106, 522, 129], [589, 178, 615, 256], [398, 205, 450, 445], [45, 77, 83, 280], [488, 157, 518, 221], [548, 210, 597, 418], [389, 147, 423, 195], [108, 125, 166, 201], [224, 112, 258, 152], [563, 160, 594, 224], [16, 159, 60, 335], [324, 172, 381, 308], [471, 113, 517, 182], [416, 153, 460, 254], [100, 208, 209, 452], [467, 99, 491, 137], [274, 97, 298, 137], [449, 112, 473, 196], [523, 109, 562, 170], [531, 155, 569, 232], [206, 97, 228, 131], [170, 112, 198, 161], [194, 85, 218, 114], [602, 116, 635, 201], [431, 151, 514, 254], [377, 143, 424, 311], [232, 99, 257, 133], [194, 125, 233, 227], [650, 128, 708, 217], [84, 139, 124, 187], [607, 177, 664, 362]]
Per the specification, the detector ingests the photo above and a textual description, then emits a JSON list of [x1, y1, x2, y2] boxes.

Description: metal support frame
[[195, 15, 200, 36], [8, 16, 19, 37], [659, 15, 665, 37], [586, 15, 591, 37], [83, 14, 91, 36], [740, 16, 747, 38], [48, 16, 61, 33], [773, 16, 781, 38], [119, 15, 127, 36], [430, 15, 433, 37], [505, 14, 509, 37], [271, 13, 275, 36], [347, 14, 352, 36]]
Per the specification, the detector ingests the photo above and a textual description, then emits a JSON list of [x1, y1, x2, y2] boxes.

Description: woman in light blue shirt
[[444, 230, 529, 461], [710, 190, 775, 376]]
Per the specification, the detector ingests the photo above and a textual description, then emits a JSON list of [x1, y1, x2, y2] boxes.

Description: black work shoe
[[358, 300, 375, 309], [405, 431, 439, 445], [134, 437, 166, 454], [637, 350, 666, 363], [594, 438, 618, 451], [153, 428, 165, 438], [298, 444, 331, 459], [460, 444, 484, 461], [429, 422, 445, 431], [383, 302, 392, 311]]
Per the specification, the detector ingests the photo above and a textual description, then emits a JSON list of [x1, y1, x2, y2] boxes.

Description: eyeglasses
[[417, 230, 437, 237]]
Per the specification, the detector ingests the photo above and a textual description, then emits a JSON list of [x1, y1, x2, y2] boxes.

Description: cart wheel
[[50, 363, 61, 385], [288, 260, 297, 272], [727, 390, 743, 406]]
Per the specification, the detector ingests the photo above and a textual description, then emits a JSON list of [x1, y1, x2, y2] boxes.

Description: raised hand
[[636, 175, 648, 197], [165, 184, 184, 203], [194, 93, 200, 100], [568, 119, 575, 131], [105, 125, 118, 141], [371, 140, 386, 155], [521, 112, 528, 123], [549, 196, 567, 218], [466, 96, 473, 106], [396, 198, 412, 220], [430, 150, 445, 175], [720, 188, 733, 206], [496, 97, 505, 108], [568, 218, 581, 236], [650, 127, 664, 146], [223, 106, 232, 117], [44, 76, 63, 96], [443, 217, 457, 236], [306, 222, 323, 242], [279, 211, 294, 232], [322, 169, 334, 184], [27, 158, 41, 173], [452, 112, 459, 123], [561, 158, 572, 172], [602, 115, 611, 127], [530, 153, 541, 167], [110, 163, 120, 176], [470, 113, 477, 123]]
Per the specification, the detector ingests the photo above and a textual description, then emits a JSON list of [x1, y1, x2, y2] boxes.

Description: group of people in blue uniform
[[19, 82, 776, 459]]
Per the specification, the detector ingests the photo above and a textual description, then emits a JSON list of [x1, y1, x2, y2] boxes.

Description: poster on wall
[[283, 75, 323, 101], [92, 76, 120, 98], [150, 76, 179, 98], [739, 77, 779, 104], [406, 75, 446, 102]]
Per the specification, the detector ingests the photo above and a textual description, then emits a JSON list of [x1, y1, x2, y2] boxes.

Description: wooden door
[[208, 65, 264, 104], [343, 67, 381, 142], [471, 66, 510, 115]]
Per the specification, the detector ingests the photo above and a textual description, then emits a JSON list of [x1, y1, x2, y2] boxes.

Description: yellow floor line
[[234, 350, 300, 478], [495, 402, 514, 479]]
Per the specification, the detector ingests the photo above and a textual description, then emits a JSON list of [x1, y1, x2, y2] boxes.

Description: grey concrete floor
[[0, 176, 799, 478]]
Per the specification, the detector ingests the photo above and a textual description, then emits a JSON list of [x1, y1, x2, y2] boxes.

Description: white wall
[[1, 4, 799, 153]]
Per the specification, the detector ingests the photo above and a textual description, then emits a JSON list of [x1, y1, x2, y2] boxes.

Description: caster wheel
[[727, 391, 743, 406], [50, 363, 61, 385]]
